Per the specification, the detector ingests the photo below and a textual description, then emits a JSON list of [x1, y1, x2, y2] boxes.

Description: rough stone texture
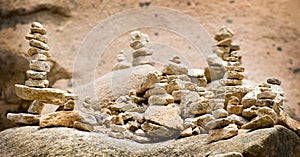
[[1, 125, 298, 156], [207, 124, 238, 143], [27, 100, 44, 114], [241, 115, 276, 130], [15, 84, 77, 105], [39, 111, 80, 128], [73, 121, 94, 132], [7, 113, 40, 125], [144, 104, 183, 130]]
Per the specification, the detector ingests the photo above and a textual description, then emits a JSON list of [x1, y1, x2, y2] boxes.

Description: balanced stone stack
[[112, 51, 131, 71], [213, 26, 241, 62], [7, 22, 88, 131], [25, 22, 51, 88], [223, 56, 245, 86], [130, 31, 155, 66]]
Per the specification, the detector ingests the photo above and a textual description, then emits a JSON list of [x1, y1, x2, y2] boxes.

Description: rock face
[[0, 125, 299, 156]]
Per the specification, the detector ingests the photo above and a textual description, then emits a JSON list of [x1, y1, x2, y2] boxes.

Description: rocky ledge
[[0, 125, 299, 156]]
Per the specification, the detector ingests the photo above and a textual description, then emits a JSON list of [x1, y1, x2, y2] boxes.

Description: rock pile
[[7, 25, 299, 146], [7, 22, 91, 132], [130, 31, 155, 66]]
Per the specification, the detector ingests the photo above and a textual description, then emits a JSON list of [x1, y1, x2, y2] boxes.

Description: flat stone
[[28, 100, 44, 114], [7, 113, 40, 125], [256, 99, 274, 107], [242, 106, 258, 119], [132, 55, 155, 66], [257, 91, 276, 99], [212, 152, 243, 157], [29, 60, 51, 72], [29, 53, 48, 61], [224, 71, 245, 80], [144, 104, 183, 130], [212, 109, 228, 119], [230, 44, 240, 51], [39, 111, 80, 128], [216, 38, 233, 46], [110, 124, 127, 132], [267, 78, 281, 85], [162, 61, 188, 75], [241, 115, 275, 130], [223, 79, 242, 86], [227, 114, 249, 126], [205, 118, 230, 129], [207, 124, 238, 143], [25, 79, 49, 88], [132, 48, 153, 58], [226, 104, 243, 115], [227, 62, 241, 66], [224, 66, 245, 72], [241, 91, 256, 108], [124, 112, 144, 123], [26, 70, 47, 80], [148, 94, 174, 105], [25, 33, 48, 43], [188, 69, 205, 78], [30, 27, 47, 35], [166, 75, 191, 82], [73, 121, 94, 132], [28, 47, 51, 57], [15, 84, 77, 105], [29, 39, 49, 50]]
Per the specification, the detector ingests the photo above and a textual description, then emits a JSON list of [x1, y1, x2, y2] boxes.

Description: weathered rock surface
[[7, 113, 40, 125], [144, 104, 183, 130], [0, 125, 299, 156], [39, 111, 80, 128]]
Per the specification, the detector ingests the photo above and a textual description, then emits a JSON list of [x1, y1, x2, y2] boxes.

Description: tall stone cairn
[[24, 22, 51, 88], [129, 31, 155, 66], [212, 26, 245, 86]]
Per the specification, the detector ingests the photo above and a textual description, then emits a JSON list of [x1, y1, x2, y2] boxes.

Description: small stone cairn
[[130, 31, 155, 66], [112, 51, 131, 71]]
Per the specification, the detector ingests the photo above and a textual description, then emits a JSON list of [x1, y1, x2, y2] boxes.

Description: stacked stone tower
[[130, 31, 155, 66], [25, 22, 51, 88]]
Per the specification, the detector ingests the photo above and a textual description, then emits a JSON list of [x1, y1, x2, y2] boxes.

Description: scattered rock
[[241, 115, 275, 130], [73, 121, 94, 132]]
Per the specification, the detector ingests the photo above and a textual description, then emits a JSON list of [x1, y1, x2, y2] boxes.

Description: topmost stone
[[32, 22, 44, 28], [130, 31, 149, 49], [214, 26, 234, 41]]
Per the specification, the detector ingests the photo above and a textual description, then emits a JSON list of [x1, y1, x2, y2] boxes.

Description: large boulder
[[0, 125, 299, 156]]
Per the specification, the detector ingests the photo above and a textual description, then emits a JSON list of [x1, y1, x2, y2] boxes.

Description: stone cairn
[[7, 22, 93, 132], [130, 31, 155, 66], [24, 22, 51, 88], [112, 51, 131, 71]]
